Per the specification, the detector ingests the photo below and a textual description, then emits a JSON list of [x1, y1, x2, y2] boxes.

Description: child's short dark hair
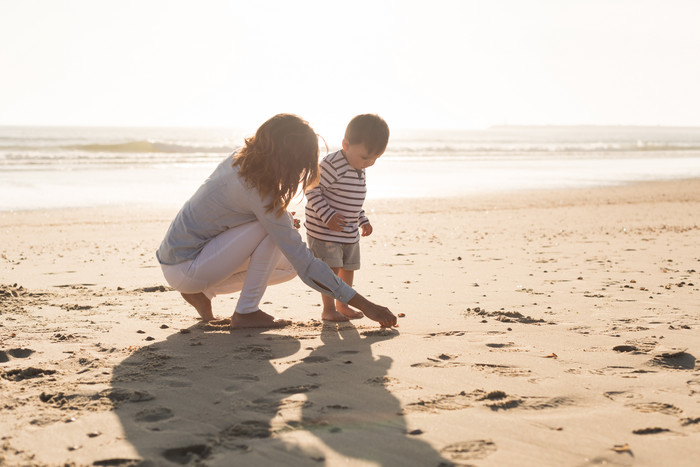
[[344, 114, 390, 156]]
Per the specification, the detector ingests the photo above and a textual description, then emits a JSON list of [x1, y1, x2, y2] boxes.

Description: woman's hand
[[348, 293, 397, 328]]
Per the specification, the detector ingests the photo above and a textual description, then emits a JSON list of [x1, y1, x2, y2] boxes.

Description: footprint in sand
[[220, 420, 271, 439], [51, 333, 81, 342], [273, 384, 319, 394], [100, 388, 154, 404], [424, 330, 466, 338], [8, 348, 35, 358], [649, 349, 696, 370], [524, 396, 575, 411], [486, 342, 515, 348], [604, 391, 643, 401], [627, 401, 683, 416], [365, 376, 399, 387], [479, 391, 573, 412], [411, 353, 464, 368], [0, 348, 35, 362], [403, 391, 475, 413], [465, 308, 549, 325], [472, 363, 531, 377], [680, 417, 700, 429], [247, 396, 312, 414], [440, 439, 497, 461], [135, 407, 174, 423], [162, 444, 210, 464], [616, 339, 658, 354], [2, 367, 56, 381], [302, 355, 330, 363], [612, 345, 640, 353], [632, 427, 672, 435]]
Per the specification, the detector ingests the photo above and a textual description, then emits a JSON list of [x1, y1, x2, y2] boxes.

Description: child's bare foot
[[181, 292, 214, 321], [321, 307, 350, 322], [336, 303, 364, 320], [230, 310, 290, 329]]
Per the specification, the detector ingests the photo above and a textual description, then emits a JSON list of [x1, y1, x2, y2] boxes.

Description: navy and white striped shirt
[[305, 150, 369, 243]]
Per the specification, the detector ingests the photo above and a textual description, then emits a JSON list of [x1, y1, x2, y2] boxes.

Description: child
[[304, 114, 390, 321]]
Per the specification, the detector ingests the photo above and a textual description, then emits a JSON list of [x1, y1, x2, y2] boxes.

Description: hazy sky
[[1, 0, 699, 133]]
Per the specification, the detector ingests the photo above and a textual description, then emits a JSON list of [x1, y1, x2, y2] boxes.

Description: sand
[[1, 180, 699, 466]]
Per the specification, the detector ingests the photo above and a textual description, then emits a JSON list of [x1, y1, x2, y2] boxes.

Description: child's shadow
[[107, 323, 450, 466], [275, 324, 451, 465]]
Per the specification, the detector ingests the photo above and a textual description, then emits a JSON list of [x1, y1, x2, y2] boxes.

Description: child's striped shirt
[[305, 150, 369, 243]]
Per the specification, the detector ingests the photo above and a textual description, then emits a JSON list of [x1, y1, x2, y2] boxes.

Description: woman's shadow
[[106, 323, 452, 466]]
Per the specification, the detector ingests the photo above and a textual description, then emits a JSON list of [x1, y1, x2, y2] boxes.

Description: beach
[[1, 179, 699, 466]]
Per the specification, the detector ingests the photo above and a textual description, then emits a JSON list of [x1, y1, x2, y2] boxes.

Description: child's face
[[341, 140, 382, 170]]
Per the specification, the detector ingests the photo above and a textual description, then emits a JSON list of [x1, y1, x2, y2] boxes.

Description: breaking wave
[[62, 140, 233, 154]]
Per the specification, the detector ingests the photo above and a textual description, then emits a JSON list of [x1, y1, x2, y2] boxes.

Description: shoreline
[[2, 176, 700, 215], [3, 154, 700, 211], [1, 178, 699, 466]]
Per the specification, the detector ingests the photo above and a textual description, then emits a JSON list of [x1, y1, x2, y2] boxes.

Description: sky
[[1, 0, 699, 134]]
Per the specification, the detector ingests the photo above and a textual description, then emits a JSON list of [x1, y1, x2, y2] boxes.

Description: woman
[[156, 114, 397, 329]]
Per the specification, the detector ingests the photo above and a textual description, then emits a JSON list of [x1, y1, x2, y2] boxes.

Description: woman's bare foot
[[181, 292, 214, 321], [231, 310, 290, 329], [321, 307, 350, 322], [336, 303, 364, 320]]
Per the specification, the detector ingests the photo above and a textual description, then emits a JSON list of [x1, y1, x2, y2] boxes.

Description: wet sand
[[1, 179, 699, 466]]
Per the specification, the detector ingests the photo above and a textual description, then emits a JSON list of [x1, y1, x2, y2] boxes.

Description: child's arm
[[306, 158, 339, 226]]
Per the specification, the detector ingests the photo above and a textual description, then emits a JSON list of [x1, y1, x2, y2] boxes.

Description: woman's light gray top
[[156, 154, 356, 303]]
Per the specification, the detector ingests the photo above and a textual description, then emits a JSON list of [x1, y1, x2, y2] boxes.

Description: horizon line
[[2, 123, 700, 131]]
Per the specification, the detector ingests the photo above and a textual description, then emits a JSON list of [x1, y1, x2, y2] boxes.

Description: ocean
[[2, 125, 700, 211]]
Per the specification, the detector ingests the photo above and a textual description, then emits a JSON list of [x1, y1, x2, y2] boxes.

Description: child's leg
[[335, 269, 363, 319], [321, 267, 351, 322]]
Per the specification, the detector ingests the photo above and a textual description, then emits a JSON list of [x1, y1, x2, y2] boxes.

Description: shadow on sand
[[107, 322, 452, 466]]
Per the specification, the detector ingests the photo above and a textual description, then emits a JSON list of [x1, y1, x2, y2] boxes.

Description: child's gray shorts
[[307, 236, 361, 270]]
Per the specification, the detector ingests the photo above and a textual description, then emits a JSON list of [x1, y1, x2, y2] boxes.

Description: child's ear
[[341, 138, 350, 152]]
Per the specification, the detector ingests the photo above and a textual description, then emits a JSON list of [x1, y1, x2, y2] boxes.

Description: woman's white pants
[[160, 221, 296, 314]]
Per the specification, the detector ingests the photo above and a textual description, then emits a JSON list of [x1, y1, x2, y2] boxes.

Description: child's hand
[[361, 223, 373, 237], [326, 213, 347, 232]]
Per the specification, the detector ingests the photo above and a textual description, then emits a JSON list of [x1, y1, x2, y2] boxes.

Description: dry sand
[[1, 180, 699, 466]]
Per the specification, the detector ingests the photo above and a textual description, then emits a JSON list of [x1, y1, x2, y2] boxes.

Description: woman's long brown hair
[[233, 114, 320, 216]]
